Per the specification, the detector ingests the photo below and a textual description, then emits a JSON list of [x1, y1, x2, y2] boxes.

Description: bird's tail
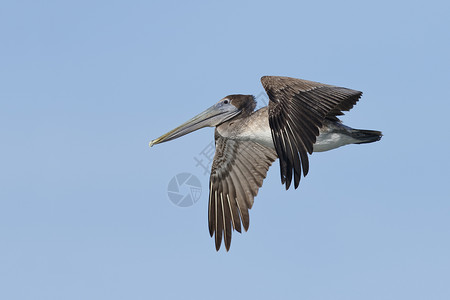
[[351, 129, 383, 144]]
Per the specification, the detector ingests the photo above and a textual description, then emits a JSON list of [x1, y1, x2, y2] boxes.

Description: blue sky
[[1, 0, 450, 299]]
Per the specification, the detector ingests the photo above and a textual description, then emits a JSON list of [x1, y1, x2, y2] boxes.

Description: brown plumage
[[262, 76, 362, 189], [208, 132, 277, 250], [149, 76, 382, 251]]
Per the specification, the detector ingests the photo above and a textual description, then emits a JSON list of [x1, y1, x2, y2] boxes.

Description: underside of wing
[[209, 131, 277, 251], [261, 76, 362, 189]]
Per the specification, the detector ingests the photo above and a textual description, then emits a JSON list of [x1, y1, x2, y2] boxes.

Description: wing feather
[[209, 132, 277, 251], [261, 76, 362, 189]]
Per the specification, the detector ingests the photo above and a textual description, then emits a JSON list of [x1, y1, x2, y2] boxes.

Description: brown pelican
[[149, 76, 382, 251]]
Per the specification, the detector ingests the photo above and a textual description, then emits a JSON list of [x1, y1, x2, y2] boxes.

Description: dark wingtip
[[225, 242, 231, 252], [294, 178, 300, 189], [242, 218, 250, 232], [285, 181, 290, 190], [214, 236, 232, 252], [215, 239, 221, 251], [285, 177, 292, 190]]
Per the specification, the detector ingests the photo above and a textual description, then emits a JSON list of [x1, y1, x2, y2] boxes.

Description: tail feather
[[351, 129, 383, 144]]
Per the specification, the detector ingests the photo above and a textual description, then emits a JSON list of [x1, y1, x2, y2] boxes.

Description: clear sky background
[[1, 1, 449, 299]]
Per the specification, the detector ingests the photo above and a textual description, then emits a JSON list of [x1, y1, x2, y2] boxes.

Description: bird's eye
[[223, 99, 229, 104]]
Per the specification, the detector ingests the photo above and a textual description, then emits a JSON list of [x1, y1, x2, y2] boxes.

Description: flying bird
[[149, 76, 382, 251]]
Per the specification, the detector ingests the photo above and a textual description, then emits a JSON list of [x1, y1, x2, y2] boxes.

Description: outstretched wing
[[209, 131, 277, 251], [261, 76, 362, 190]]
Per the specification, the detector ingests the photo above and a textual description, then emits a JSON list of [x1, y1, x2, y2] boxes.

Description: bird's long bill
[[149, 102, 240, 147]]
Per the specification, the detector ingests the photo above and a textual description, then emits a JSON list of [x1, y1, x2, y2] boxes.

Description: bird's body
[[149, 76, 382, 251], [217, 106, 379, 152], [217, 106, 273, 148]]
